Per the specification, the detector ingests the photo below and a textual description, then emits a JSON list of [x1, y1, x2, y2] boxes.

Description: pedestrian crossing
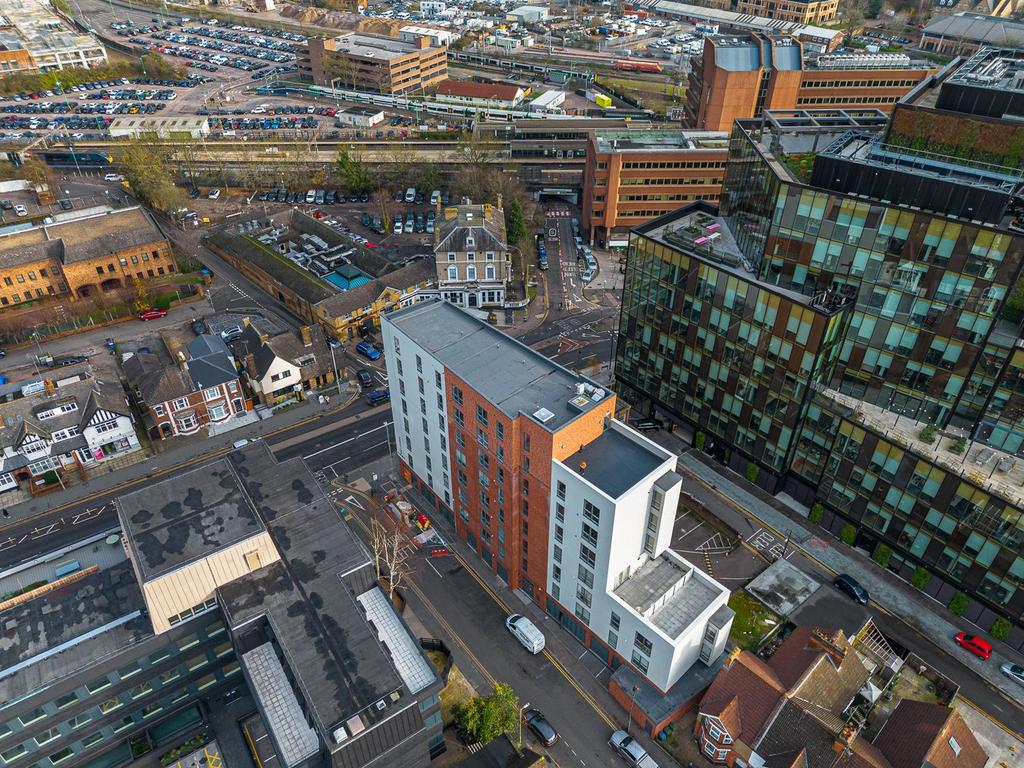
[[546, 209, 572, 218]]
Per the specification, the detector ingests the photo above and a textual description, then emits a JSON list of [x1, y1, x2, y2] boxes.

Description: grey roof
[[614, 554, 723, 638], [117, 459, 266, 580], [922, 12, 1024, 47], [562, 426, 670, 499], [216, 443, 412, 746], [123, 351, 192, 405], [357, 587, 435, 694], [0, 561, 151, 702], [242, 643, 321, 767], [385, 300, 609, 431], [187, 334, 239, 390], [713, 39, 763, 71], [753, 699, 841, 768], [435, 205, 508, 255]]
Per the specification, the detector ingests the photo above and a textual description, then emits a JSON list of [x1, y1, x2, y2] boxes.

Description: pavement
[[663, 443, 1024, 738]]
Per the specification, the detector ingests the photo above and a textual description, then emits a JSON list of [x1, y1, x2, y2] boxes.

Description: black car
[[360, 191, 370, 203], [191, 319, 205, 335], [189, 187, 201, 199], [1, 200, 13, 210], [632, 417, 664, 432], [356, 368, 373, 388], [349, 192, 359, 203], [524, 709, 558, 747], [326, 189, 337, 204], [833, 574, 870, 605]]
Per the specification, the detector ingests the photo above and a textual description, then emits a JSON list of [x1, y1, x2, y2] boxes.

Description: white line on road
[[302, 422, 392, 459], [425, 558, 443, 578], [323, 440, 388, 470]]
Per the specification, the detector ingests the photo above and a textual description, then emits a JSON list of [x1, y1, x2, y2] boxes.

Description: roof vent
[[533, 407, 555, 423], [375, 699, 387, 711], [332, 727, 349, 744], [568, 394, 591, 412]]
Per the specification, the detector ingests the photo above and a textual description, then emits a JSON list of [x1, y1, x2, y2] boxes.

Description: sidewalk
[[396, 476, 685, 768], [3, 384, 359, 524], [674, 448, 1024, 701]]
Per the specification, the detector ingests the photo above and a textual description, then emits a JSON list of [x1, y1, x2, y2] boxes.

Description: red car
[[955, 632, 993, 660], [138, 308, 168, 321]]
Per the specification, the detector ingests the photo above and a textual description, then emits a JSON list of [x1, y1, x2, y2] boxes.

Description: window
[[552, 564, 561, 582], [69, 713, 93, 730], [99, 697, 123, 714], [435, 371, 442, 389], [631, 650, 649, 675], [55, 692, 78, 709], [129, 682, 153, 699], [578, 565, 594, 588], [582, 521, 599, 547], [141, 703, 162, 719], [553, 545, 562, 563], [154, 404, 165, 417], [19, 707, 45, 725], [86, 677, 111, 694], [576, 602, 591, 624], [476, 405, 488, 427], [523, 433, 531, 453], [82, 732, 105, 749], [196, 673, 217, 690], [172, 397, 190, 411], [579, 544, 596, 569], [203, 386, 220, 401], [634, 631, 653, 656], [555, 504, 564, 523], [556, 481, 565, 500], [583, 500, 601, 526], [610, 611, 621, 631], [576, 583, 592, 608], [452, 385, 463, 404], [159, 668, 181, 685]]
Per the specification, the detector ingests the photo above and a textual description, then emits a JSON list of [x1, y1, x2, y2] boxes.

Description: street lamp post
[[329, 343, 343, 397], [626, 685, 639, 736]]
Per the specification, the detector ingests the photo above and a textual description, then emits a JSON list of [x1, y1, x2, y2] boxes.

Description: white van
[[505, 613, 545, 654], [405, 187, 416, 203], [305, 189, 316, 204], [430, 189, 440, 206]]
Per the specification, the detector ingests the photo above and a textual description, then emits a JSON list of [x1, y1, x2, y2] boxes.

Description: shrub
[[991, 617, 1012, 642], [694, 431, 706, 451], [809, 503, 824, 525], [948, 591, 969, 616], [918, 425, 937, 444], [950, 436, 967, 454], [839, 524, 856, 545], [872, 544, 893, 568], [41, 470, 60, 486], [745, 463, 759, 484], [911, 566, 931, 591], [153, 294, 173, 311]]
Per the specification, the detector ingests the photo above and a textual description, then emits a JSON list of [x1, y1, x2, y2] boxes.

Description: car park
[[954, 631, 993, 660]]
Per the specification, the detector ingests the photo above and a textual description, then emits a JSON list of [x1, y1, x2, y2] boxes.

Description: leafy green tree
[[117, 140, 184, 213], [505, 199, 527, 246], [948, 591, 969, 616], [991, 617, 1012, 642], [911, 566, 931, 591], [839, 524, 857, 545], [335, 148, 372, 193], [872, 544, 893, 568], [694, 432, 706, 451], [745, 463, 759, 484], [809, 503, 824, 525], [456, 683, 519, 746]]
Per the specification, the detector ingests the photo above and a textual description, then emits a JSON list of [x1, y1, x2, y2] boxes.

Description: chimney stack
[[725, 646, 742, 669], [301, 325, 313, 347], [833, 723, 857, 754], [496, 192, 503, 210], [808, 628, 847, 669], [246, 353, 257, 378]]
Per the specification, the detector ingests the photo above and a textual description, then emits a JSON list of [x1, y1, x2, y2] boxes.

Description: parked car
[[13, 204, 27, 216], [609, 730, 658, 768], [954, 631, 993, 660], [220, 324, 243, 342], [104, 172, 122, 181], [355, 340, 381, 360], [58, 198, 73, 210], [524, 709, 559, 747], [139, 308, 168, 321], [365, 388, 390, 405], [208, 188, 221, 199], [833, 574, 869, 605], [505, 613, 544, 654], [0, 200, 12, 210], [191, 319, 205, 335], [632, 417, 663, 431], [356, 368, 373, 388], [1001, 662, 1024, 686]]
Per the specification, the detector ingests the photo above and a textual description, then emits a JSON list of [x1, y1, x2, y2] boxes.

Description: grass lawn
[[597, 76, 687, 113], [729, 591, 781, 651], [438, 665, 477, 726]]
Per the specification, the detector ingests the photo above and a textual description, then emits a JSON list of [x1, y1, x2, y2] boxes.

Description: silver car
[[1001, 662, 1024, 686]]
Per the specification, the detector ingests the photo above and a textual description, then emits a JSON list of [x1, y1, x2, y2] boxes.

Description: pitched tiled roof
[[186, 334, 238, 390], [874, 701, 986, 768], [699, 652, 785, 743], [123, 352, 192, 405], [435, 205, 508, 255], [435, 79, 523, 102]]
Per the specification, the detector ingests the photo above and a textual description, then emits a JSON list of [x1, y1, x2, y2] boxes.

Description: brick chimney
[[808, 628, 847, 669], [301, 325, 313, 347], [833, 723, 857, 754], [724, 646, 742, 670], [496, 192, 503, 211], [245, 353, 257, 378]]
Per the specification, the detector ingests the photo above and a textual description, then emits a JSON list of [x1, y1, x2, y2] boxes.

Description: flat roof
[[118, 460, 266, 580], [594, 129, 729, 153], [945, 47, 1024, 93], [0, 561, 151, 701], [328, 31, 440, 61], [562, 424, 670, 499], [385, 300, 610, 432], [216, 443, 411, 745], [614, 553, 725, 638]]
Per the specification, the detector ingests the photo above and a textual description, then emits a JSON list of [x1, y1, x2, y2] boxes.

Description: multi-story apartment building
[[434, 203, 511, 309], [308, 32, 447, 95], [616, 50, 1024, 644], [123, 334, 250, 440], [684, 34, 937, 132], [733, 0, 838, 24], [382, 300, 734, 726], [0, 441, 444, 768], [0, 207, 173, 307], [581, 128, 729, 248]]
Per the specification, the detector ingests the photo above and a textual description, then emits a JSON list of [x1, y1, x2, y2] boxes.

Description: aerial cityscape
[[0, 0, 1022, 765]]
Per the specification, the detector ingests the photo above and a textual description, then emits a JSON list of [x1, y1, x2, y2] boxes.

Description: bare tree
[[369, 518, 412, 601]]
